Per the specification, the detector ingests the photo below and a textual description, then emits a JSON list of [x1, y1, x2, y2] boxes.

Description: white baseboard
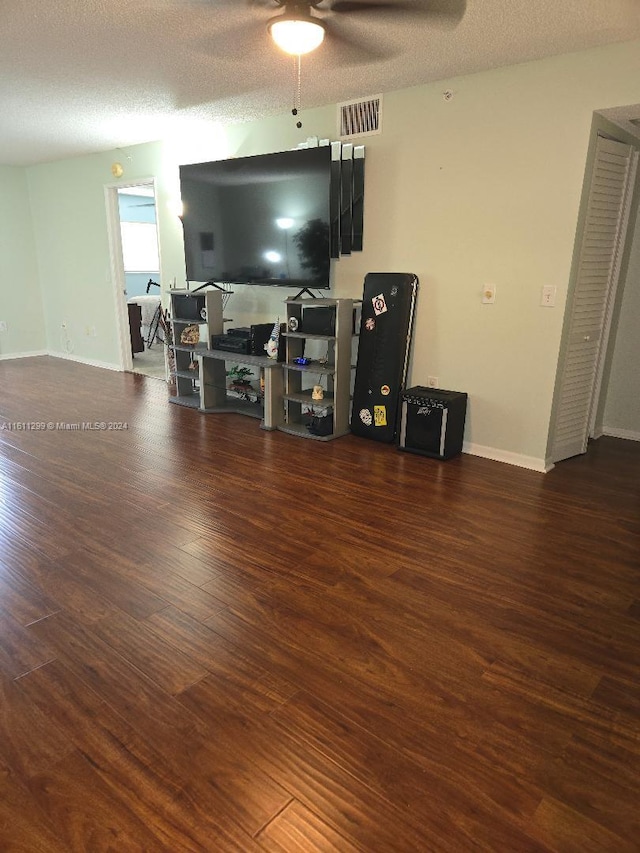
[[47, 350, 122, 372], [0, 350, 48, 361], [602, 426, 640, 442], [463, 441, 551, 473]]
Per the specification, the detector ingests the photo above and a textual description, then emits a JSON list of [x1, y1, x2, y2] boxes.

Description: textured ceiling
[[2, 0, 640, 166]]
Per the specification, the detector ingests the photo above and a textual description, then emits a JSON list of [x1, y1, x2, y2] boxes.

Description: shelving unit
[[168, 289, 222, 409], [279, 297, 358, 441], [198, 350, 284, 430]]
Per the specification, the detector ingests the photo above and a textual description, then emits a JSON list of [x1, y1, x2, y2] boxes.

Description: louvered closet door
[[551, 136, 636, 463]]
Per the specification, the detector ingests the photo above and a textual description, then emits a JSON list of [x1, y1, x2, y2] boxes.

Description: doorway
[[105, 179, 166, 379]]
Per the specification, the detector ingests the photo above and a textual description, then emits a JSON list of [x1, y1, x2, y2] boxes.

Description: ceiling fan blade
[[329, 1, 408, 11], [192, 19, 265, 59], [321, 18, 400, 64], [329, 0, 466, 25]]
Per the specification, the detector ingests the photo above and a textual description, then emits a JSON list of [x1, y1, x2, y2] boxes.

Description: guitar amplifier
[[399, 387, 467, 460]]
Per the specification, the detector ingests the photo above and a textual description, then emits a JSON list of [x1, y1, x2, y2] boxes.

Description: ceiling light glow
[[268, 16, 325, 56]]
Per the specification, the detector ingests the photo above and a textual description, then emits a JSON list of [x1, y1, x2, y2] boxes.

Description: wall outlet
[[0, 321, 7, 333], [541, 285, 556, 307], [427, 376, 439, 388]]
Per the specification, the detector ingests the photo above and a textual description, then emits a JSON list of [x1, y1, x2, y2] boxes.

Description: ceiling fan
[[260, 0, 467, 60]]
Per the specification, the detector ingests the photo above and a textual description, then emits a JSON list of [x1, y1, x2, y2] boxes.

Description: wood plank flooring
[[0, 355, 639, 851]]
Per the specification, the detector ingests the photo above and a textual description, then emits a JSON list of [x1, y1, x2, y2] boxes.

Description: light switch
[[541, 285, 556, 307]]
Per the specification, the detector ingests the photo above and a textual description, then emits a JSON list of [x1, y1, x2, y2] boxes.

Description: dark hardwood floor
[[1, 355, 639, 852]]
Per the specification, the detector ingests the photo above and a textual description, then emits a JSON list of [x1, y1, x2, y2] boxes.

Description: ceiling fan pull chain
[[291, 54, 303, 129]]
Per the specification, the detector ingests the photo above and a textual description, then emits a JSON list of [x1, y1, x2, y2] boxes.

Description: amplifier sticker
[[372, 294, 388, 316], [374, 405, 387, 427], [364, 317, 376, 331], [380, 384, 391, 396], [417, 406, 432, 415], [359, 408, 373, 426]]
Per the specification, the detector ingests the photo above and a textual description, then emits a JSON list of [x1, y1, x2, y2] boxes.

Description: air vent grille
[[339, 95, 382, 138]]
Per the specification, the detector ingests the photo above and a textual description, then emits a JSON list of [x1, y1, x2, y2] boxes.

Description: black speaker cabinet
[[301, 306, 335, 336], [398, 387, 467, 460]]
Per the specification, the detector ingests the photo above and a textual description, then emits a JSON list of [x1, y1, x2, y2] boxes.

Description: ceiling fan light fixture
[[268, 14, 326, 56]]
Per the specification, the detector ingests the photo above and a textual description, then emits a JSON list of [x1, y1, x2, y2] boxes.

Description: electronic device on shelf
[[212, 323, 276, 357], [300, 305, 335, 335], [211, 334, 252, 355]]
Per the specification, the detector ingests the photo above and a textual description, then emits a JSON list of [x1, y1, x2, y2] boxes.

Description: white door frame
[[104, 177, 159, 372]]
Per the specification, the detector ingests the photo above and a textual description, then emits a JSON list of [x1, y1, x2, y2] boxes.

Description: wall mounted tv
[[179, 147, 331, 290]]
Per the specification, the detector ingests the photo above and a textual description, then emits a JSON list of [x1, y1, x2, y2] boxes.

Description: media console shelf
[[198, 351, 284, 430], [169, 290, 357, 437], [279, 297, 358, 441]]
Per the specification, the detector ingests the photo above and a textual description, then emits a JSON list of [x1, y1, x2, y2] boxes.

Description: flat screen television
[[179, 147, 331, 290]]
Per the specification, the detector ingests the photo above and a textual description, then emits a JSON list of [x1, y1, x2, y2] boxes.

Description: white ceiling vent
[[338, 95, 382, 139]]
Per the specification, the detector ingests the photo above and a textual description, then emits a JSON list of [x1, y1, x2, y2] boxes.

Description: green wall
[[0, 166, 45, 357], [15, 38, 640, 466]]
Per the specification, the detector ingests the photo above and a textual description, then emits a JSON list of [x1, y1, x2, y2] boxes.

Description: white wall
[[603, 203, 640, 440], [0, 166, 46, 357], [21, 38, 640, 466]]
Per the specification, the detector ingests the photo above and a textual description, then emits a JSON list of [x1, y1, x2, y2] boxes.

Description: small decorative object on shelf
[[180, 324, 200, 345], [227, 365, 254, 384], [226, 365, 257, 400], [264, 319, 280, 359], [312, 385, 324, 400]]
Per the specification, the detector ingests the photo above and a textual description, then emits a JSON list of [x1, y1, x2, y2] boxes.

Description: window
[[120, 222, 160, 272]]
